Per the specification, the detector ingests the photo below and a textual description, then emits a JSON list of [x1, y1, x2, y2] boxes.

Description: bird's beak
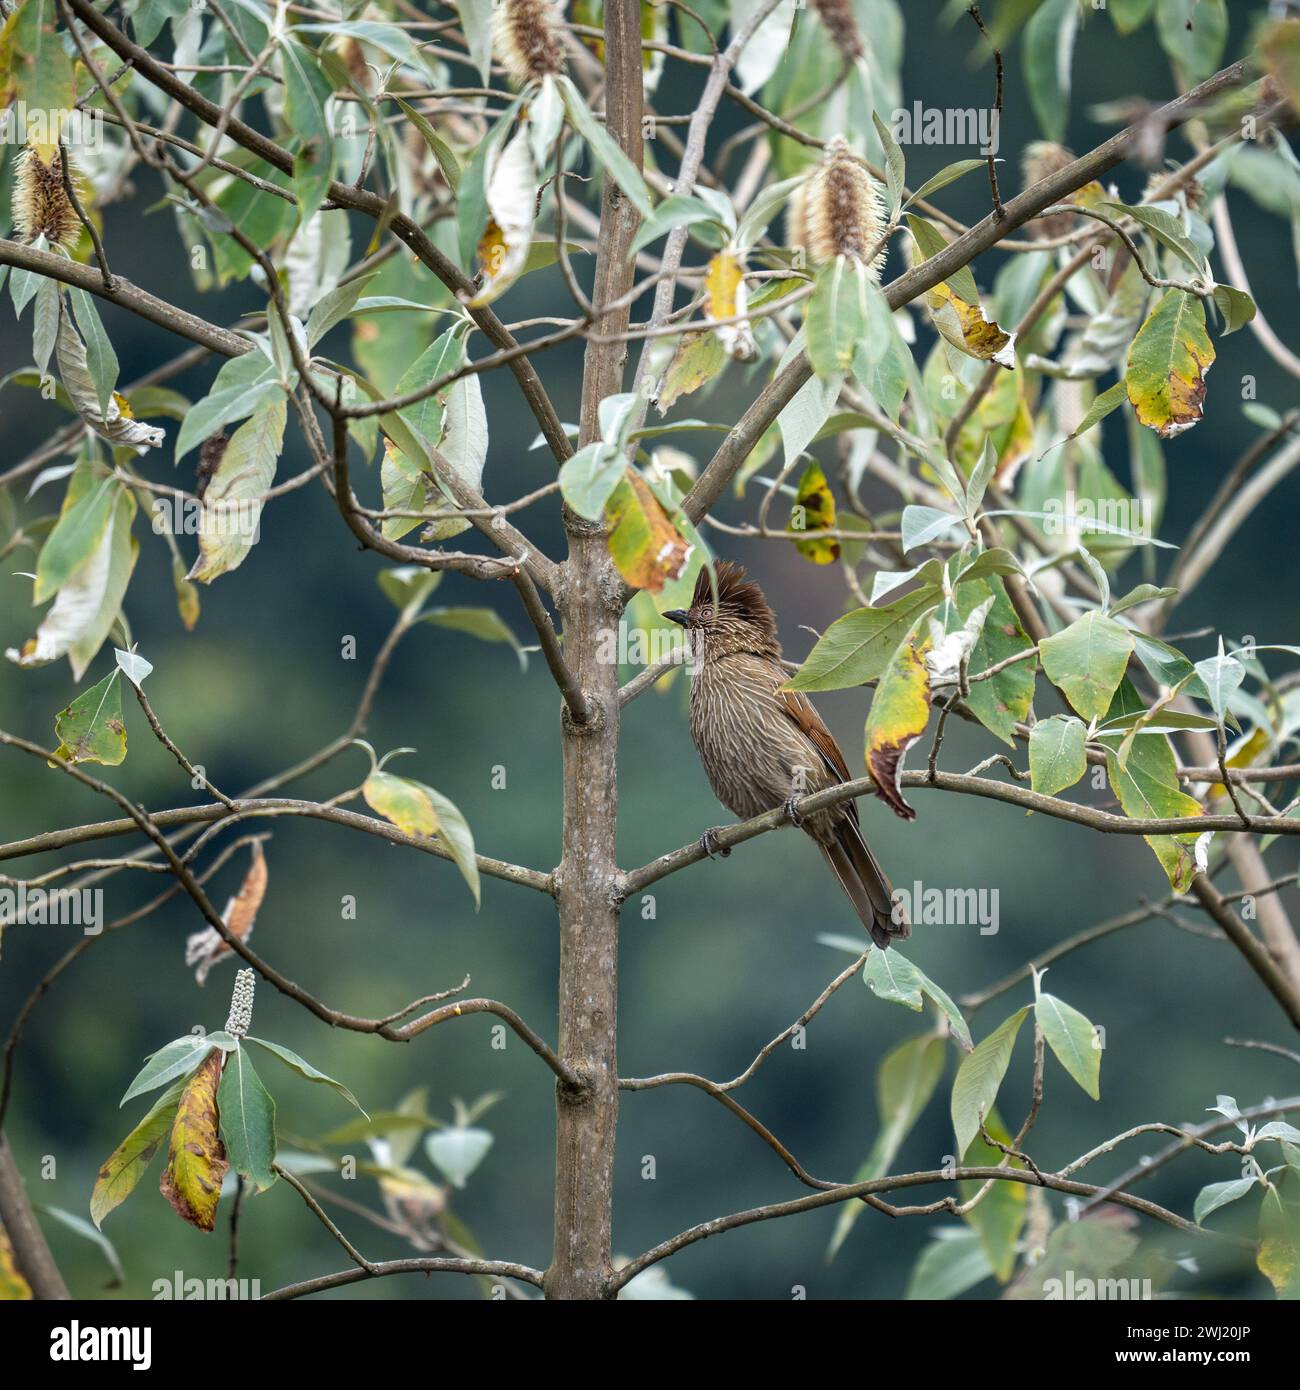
[[663, 609, 689, 628]]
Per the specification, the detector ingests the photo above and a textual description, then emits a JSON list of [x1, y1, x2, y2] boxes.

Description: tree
[[1, 0, 1300, 1303]]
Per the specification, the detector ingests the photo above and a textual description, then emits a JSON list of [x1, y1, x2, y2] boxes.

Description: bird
[[664, 560, 910, 949]]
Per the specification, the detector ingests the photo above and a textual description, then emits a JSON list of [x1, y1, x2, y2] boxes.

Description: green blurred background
[[2, 1, 1299, 1299]]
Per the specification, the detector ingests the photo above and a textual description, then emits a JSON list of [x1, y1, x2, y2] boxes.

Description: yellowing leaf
[[704, 250, 755, 361], [0, 1221, 32, 1299], [1125, 290, 1215, 438], [605, 470, 692, 594], [864, 630, 931, 821], [52, 669, 126, 766], [657, 331, 726, 413], [363, 769, 480, 904], [1257, 1177, 1300, 1299], [187, 401, 286, 584], [172, 555, 200, 631], [787, 461, 839, 563], [926, 280, 1017, 367], [469, 130, 537, 306], [91, 1081, 184, 1229], [159, 1051, 228, 1232], [1262, 18, 1300, 113], [1104, 737, 1204, 891]]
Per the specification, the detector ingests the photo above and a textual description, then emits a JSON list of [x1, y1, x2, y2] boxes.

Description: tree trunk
[[544, 0, 643, 1301]]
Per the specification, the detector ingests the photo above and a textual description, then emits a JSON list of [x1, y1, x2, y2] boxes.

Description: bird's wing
[[777, 688, 860, 825]]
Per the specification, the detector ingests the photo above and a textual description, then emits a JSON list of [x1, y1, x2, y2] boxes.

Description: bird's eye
[[699, 606, 712, 620]]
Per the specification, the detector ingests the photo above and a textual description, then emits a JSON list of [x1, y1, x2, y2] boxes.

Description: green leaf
[[393, 96, 461, 193], [1194, 647, 1245, 725], [38, 1204, 124, 1286], [362, 769, 480, 905], [34, 473, 116, 604], [960, 1116, 1026, 1282], [558, 441, 625, 521], [1034, 991, 1101, 1099], [1194, 1176, 1258, 1226], [90, 1081, 185, 1229], [53, 669, 126, 767], [957, 578, 1035, 747], [1005, 1211, 1139, 1299], [1024, 0, 1078, 144], [1109, 0, 1155, 33], [1212, 284, 1256, 336], [829, 1033, 947, 1260], [784, 586, 942, 692], [68, 289, 120, 420], [864, 948, 972, 1050], [905, 1228, 993, 1300], [395, 326, 463, 452], [1039, 611, 1134, 723], [280, 38, 337, 222], [1109, 583, 1176, 618], [1104, 733, 1204, 891], [806, 257, 871, 380], [1098, 201, 1203, 273], [950, 1006, 1029, 1158], [1065, 379, 1128, 442], [217, 1045, 278, 1191], [630, 194, 722, 254], [1028, 715, 1086, 796], [378, 565, 442, 612], [905, 159, 989, 209], [119, 1036, 215, 1107], [246, 1037, 366, 1114], [187, 399, 287, 584], [558, 75, 653, 218], [871, 110, 905, 215], [1155, 0, 1226, 84], [174, 354, 284, 463], [422, 607, 526, 670], [304, 272, 379, 348]]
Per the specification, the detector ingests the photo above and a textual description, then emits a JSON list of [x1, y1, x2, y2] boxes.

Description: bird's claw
[[784, 795, 806, 828], [700, 827, 731, 860]]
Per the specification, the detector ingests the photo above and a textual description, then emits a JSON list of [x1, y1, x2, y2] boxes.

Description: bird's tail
[[820, 819, 909, 950]]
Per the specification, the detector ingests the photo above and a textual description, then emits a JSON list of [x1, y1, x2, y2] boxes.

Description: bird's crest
[[692, 561, 777, 636]]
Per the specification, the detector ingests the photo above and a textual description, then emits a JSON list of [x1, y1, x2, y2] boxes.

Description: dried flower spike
[[790, 136, 886, 277], [494, 0, 567, 88], [13, 146, 83, 252], [810, 0, 864, 62]]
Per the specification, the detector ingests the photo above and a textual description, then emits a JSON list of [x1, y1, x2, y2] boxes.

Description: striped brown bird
[[665, 561, 910, 949]]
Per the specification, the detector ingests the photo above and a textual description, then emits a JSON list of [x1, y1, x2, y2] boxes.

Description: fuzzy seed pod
[[1021, 141, 1077, 240], [494, 0, 567, 87], [13, 146, 82, 252], [790, 136, 886, 276], [1141, 170, 1203, 211], [810, 0, 863, 61]]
